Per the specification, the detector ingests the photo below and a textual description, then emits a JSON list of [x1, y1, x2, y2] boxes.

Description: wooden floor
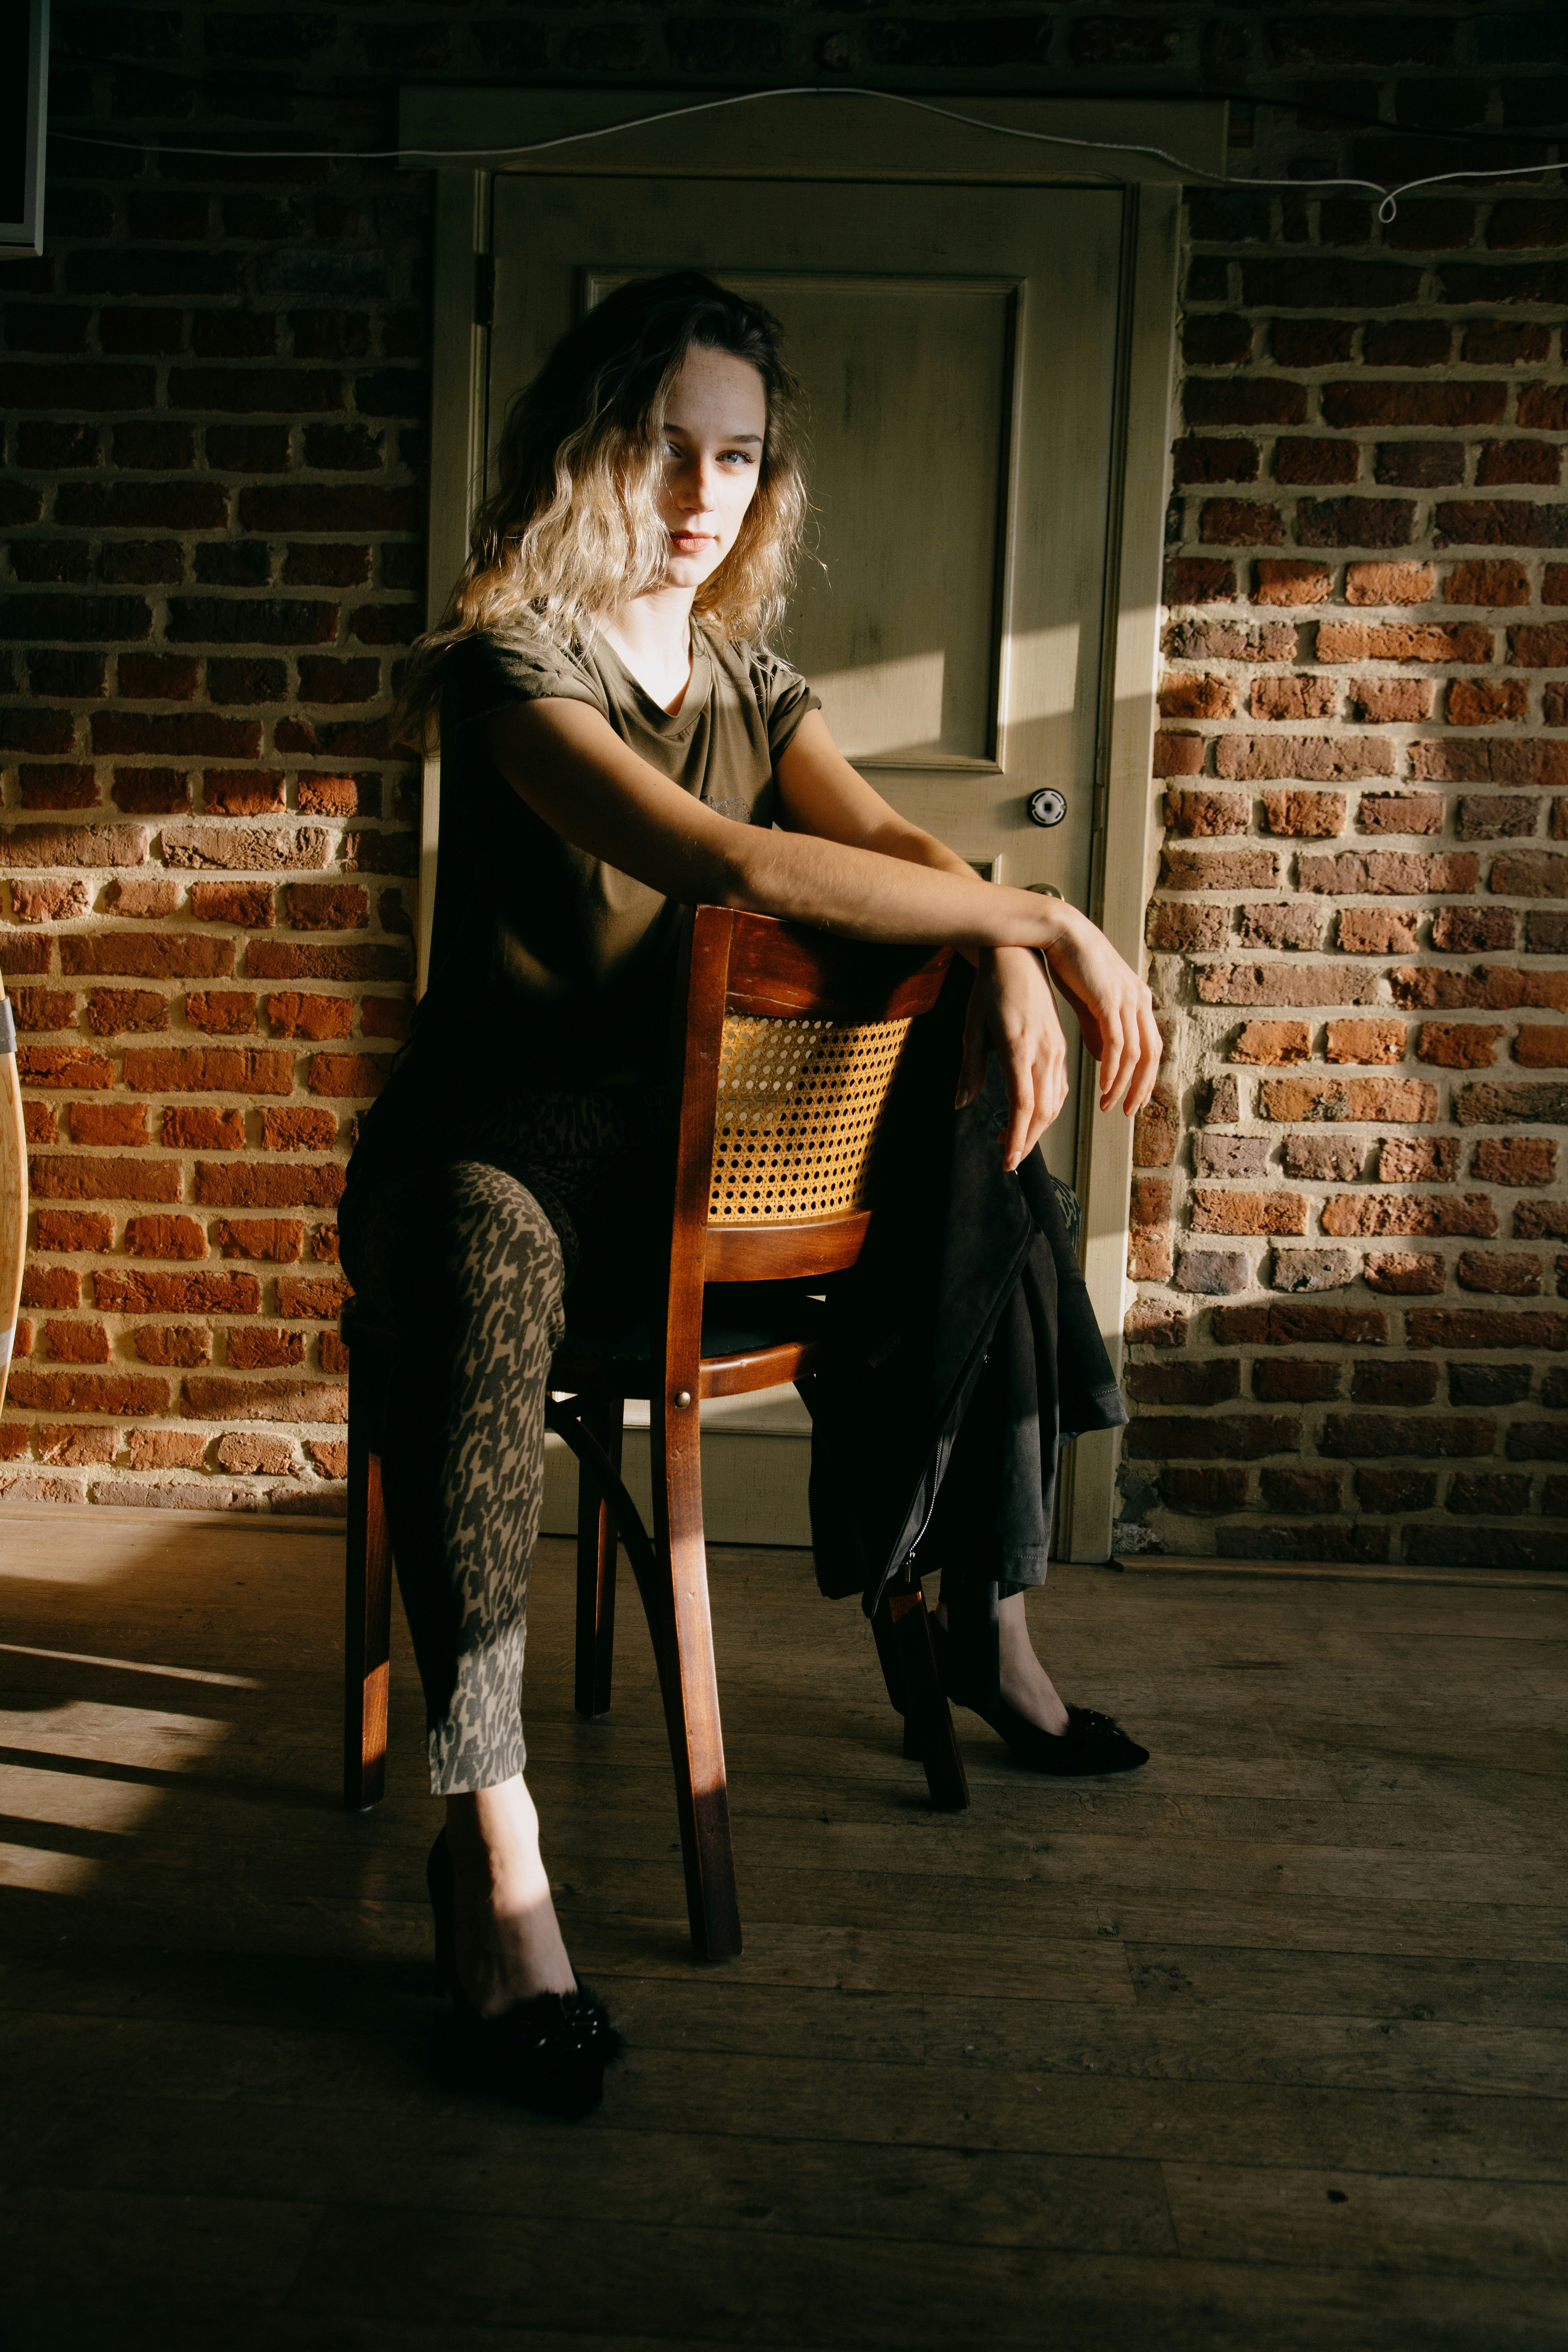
[[1, 1507, 1565, 2352]]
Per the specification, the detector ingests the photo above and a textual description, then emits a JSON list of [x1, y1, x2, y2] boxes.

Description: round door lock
[[1026, 787, 1067, 828]]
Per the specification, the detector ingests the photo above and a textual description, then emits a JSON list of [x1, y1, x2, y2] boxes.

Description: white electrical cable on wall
[[58, 83, 1568, 222]]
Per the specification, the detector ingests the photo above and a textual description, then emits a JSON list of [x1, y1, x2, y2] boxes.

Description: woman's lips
[[669, 530, 714, 549]]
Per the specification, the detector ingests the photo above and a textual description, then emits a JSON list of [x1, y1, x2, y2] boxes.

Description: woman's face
[[655, 346, 768, 591]]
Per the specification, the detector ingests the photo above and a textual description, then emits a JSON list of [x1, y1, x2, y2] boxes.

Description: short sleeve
[[443, 629, 608, 734], [749, 643, 821, 763]]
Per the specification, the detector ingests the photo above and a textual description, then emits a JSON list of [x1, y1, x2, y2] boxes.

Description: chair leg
[[344, 1421, 393, 1811], [574, 1392, 622, 1718], [882, 1578, 969, 1813], [649, 1408, 743, 1963]]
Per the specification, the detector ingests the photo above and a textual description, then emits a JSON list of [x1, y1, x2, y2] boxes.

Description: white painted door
[[485, 175, 1127, 1539]]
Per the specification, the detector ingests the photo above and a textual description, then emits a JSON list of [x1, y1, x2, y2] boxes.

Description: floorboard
[[1, 1504, 1565, 2349]]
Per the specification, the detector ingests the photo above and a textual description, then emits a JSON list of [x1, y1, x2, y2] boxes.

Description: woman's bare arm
[[484, 698, 1160, 1115]]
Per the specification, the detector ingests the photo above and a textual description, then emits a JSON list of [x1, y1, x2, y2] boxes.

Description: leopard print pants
[[340, 1087, 662, 1793]]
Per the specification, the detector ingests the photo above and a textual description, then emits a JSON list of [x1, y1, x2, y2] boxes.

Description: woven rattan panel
[[709, 1013, 912, 1225]]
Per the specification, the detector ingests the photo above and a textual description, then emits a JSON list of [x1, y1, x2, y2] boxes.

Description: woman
[[342, 272, 1160, 2113]]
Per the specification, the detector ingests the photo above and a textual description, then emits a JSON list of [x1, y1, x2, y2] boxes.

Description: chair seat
[[561, 1279, 826, 1365]]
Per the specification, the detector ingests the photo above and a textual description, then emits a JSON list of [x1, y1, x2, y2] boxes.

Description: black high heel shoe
[[427, 1833, 621, 2116], [926, 1616, 1150, 1777]]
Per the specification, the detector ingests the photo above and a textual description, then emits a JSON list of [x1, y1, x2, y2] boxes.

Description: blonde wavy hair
[[394, 271, 808, 743]]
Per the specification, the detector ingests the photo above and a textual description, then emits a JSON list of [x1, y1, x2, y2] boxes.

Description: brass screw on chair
[[674, 1390, 693, 1409]]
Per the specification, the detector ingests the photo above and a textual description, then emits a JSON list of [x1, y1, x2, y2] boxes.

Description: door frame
[[402, 88, 1223, 1560]]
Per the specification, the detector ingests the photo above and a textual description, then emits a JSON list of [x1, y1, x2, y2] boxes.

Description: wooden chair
[[342, 906, 969, 1961]]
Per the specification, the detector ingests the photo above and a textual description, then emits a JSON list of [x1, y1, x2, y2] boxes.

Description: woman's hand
[[956, 946, 1071, 1171], [1035, 905, 1162, 1117]]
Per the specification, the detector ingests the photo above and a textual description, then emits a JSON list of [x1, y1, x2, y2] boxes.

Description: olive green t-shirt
[[413, 620, 820, 1090]]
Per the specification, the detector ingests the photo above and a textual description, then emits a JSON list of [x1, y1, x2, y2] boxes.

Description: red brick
[[1407, 1309, 1568, 1351], [1201, 500, 1283, 548], [1251, 559, 1331, 607], [1478, 441, 1563, 488], [1472, 1137, 1557, 1186], [263, 990, 353, 1040], [184, 991, 258, 1036], [162, 1107, 247, 1150], [122, 1046, 294, 1096], [179, 1374, 346, 1424], [1324, 1018, 1406, 1064], [276, 1275, 351, 1321], [1514, 1026, 1568, 1066], [1358, 1466, 1437, 1510], [66, 1102, 147, 1148], [318, 1331, 351, 1374], [1449, 679, 1529, 726], [1432, 908, 1517, 953], [164, 822, 331, 874], [1260, 790, 1347, 839], [1147, 903, 1230, 952], [204, 769, 286, 817], [20, 1266, 79, 1311], [1190, 1188, 1307, 1237], [1364, 1252, 1445, 1294], [34, 1425, 117, 1466], [96, 1270, 261, 1314], [1320, 381, 1506, 430], [1302, 850, 1478, 896], [358, 997, 409, 1041], [29, 1153, 181, 1204], [1518, 383, 1568, 430], [1416, 1023, 1504, 1069], [309, 1224, 340, 1266], [1153, 733, 1205, 778], [1250, 677, 1338, 722], [61, 933, 234, 980], [1159, 1467, 1249, 1514], [81, 990, 166, 1038], [132, 1324, 214, 1367], [1122, 1415, 1297, 1462], [1298, 501, 1417, 550], [1546, 567, 1568, 608], [1231, 1020, 1310, 1066], [1159, 675, 1239, 722], [33, 1210, 114, 1253], [1359, 794, 1446, 837], [1322, 1194, 1498, 1239], [1445, 559, 1531, 608], [1196, 964, 1384, 1008], [18, 765, 98, 812], [6, 1370, 169, 1416], [1435, 500, 1568, 549], [1124, 1360, 1240, 1407], [1270, 320, 1355, 368], [214, 1431, 300, 1476], [1455, 1080, 1568, 1125], [1378, 1138, 1459, 1183], [42, 1318, 110, 1364], [210, 1217, 305, 1261], [1396, 966, 1568, 1014], [306, 1053, 392, 1099], [21, 1101, 57, 1145], [11, 991, 78, 1034], [1348, 678, 1437, 724], [1318, 620, 1492, 665], [306, 1439, 348, 1479], [1492, 852, 1568, 897], [1280, 1137, 1364, 1182], [1185, 383, 1307, 430], [1253, 1358, 1340, 1404], [226, 1328, 307, 1369], [257, 1108, 336, 1152], [1124, 1300, 1189, 1347], [1276, 439, 1358, 486], [1259, 1076, 1437, 1124], [125, 1430, 208, 1471], [1171, 437, 1259, 488], [283, 883, 369, 931], [18, 1044, 115, 1091], [124, 1214, 208, 1260], [1164, 620, 1298, 664], [1259, 1466, 1343, 1513], [197, 1160, 343, 1208], [1456, 1250, 1542, 1296], [1319, 1413, 1493, 1459], [1218, 737, 1393, 784], [190, 882, 274, 926], [1164, 559, 1236, 606], [1351, 1361, 1439, 1407], [1509, 626, 1568, 669]]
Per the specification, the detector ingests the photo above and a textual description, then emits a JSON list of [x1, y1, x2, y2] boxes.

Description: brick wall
[[2, 5, 1565, 1538]]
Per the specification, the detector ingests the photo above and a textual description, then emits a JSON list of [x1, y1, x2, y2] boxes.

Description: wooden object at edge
[[0, 968, 26, 1417]]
